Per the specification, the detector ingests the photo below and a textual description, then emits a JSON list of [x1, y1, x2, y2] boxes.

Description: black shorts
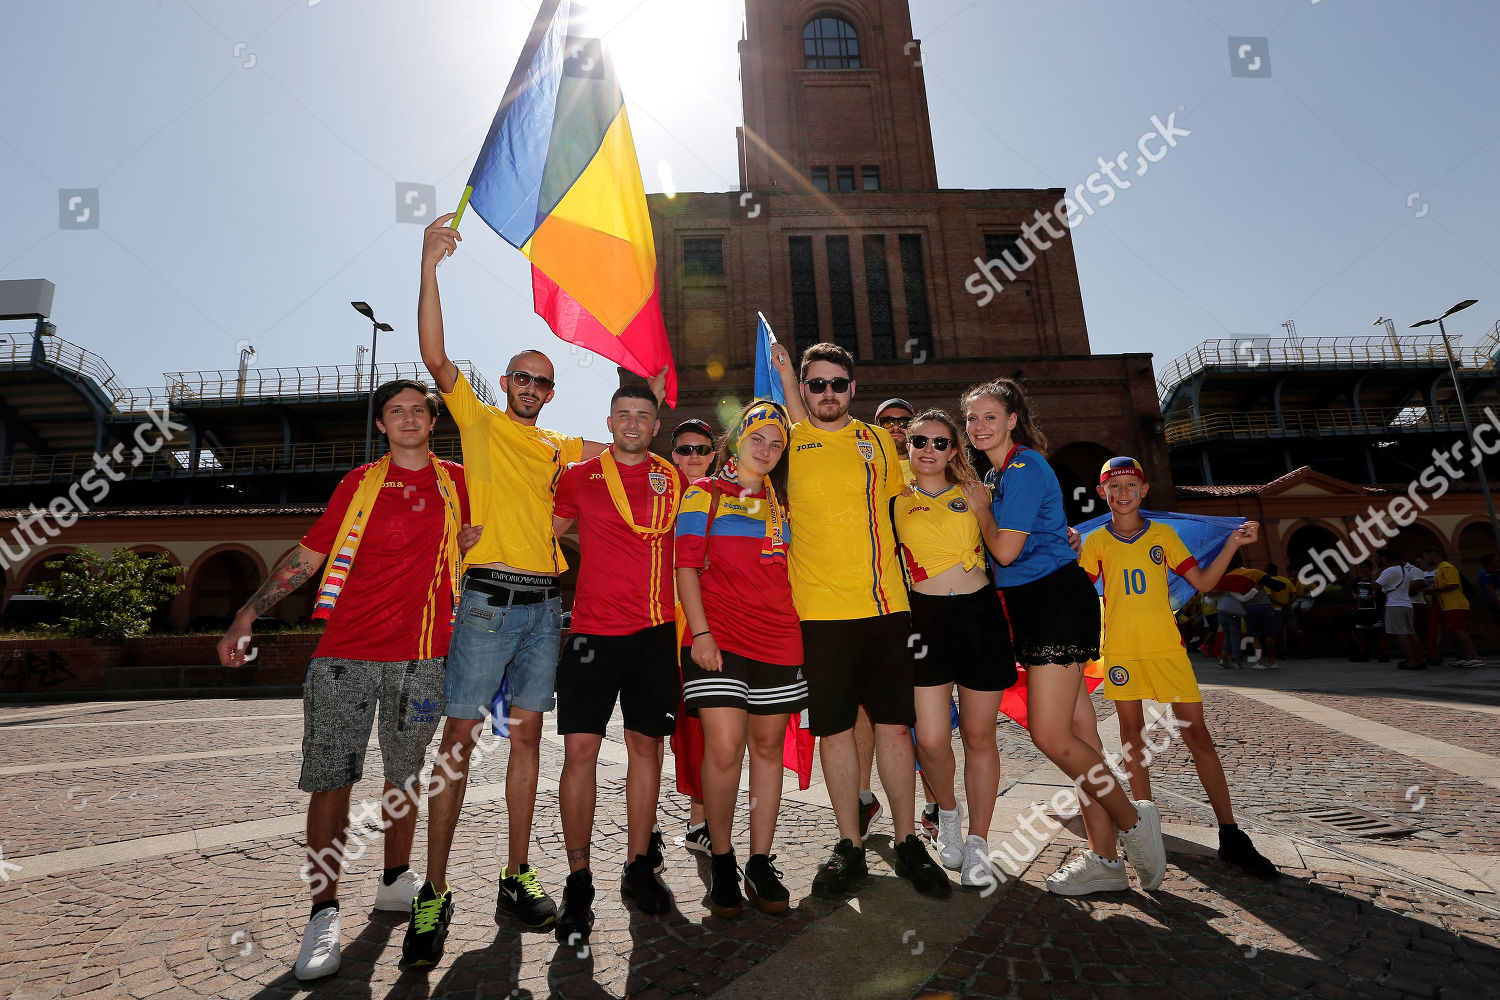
[[800, 613, 916, 737], [556, 623, 679, 737], [999, 563, 1101, 667], [681, 648, 808, 716], [908, 588, 1018, 692]]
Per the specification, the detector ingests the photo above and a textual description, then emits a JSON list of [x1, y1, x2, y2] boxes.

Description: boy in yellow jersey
[[1079, 457, 1279, 880]]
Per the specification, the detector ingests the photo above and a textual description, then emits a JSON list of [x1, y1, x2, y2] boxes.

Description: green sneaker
[[495, 863, 557, 930], [400, 882, 452, 967]]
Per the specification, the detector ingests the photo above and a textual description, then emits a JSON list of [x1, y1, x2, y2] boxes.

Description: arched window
[[804, 16, 860, 69]]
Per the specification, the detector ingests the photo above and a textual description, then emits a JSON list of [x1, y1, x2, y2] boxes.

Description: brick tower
[[646, 0, 1171, 513]]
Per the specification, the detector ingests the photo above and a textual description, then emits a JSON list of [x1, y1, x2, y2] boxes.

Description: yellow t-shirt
[[1079, 520, 1196, 661], [441, 370, 583, 573], [893, 483, 984, 584], [1267, 575, 1295, 607], [1435, 561, 1470, 611], [787, 419, 909, 620]]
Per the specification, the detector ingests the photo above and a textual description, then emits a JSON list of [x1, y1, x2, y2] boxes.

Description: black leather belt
[[463, 570, 559, 606]]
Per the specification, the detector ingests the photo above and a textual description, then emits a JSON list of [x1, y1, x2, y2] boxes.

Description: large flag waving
[[457, 0, 677, 405], [753, 312, 785, 405], [1073, 508, 1246, 611]]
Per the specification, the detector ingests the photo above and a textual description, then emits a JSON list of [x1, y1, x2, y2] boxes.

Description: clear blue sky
[[2, 0, 1496, 439]]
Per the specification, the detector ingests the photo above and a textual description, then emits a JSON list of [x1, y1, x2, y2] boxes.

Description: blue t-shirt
[[1479, 568, 1498, 607], [985, 446, 1077, 588]]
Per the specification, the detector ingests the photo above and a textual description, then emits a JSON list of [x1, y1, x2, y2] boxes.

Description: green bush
[[35, 548, 185, 641]]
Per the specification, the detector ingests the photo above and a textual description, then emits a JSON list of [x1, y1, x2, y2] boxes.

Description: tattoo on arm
[[241, 547, 324, 617]]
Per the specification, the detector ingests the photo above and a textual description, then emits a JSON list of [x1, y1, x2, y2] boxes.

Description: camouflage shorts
[[298, 657, 445, 794]]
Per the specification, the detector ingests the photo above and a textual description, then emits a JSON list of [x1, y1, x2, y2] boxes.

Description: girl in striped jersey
[[675, 401, 806, 919], [895, 410, 1018, 889]]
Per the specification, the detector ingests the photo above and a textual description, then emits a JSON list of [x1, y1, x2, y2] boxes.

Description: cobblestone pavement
[[1, 661, 1498, 999]]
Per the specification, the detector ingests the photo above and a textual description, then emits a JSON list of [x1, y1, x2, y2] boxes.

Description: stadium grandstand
[[0, 280, 509, 629]]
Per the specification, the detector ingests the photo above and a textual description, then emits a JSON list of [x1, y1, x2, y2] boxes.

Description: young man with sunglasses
[[407, 214, 666, 965], [771, 343, 950, 901]]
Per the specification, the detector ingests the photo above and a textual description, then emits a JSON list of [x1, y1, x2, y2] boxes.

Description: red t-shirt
[[674, 478, 802, 666], [301, 459, 468, 661], [554, 452, 684, 636]]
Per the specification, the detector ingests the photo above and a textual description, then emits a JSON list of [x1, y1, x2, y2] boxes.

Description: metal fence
[[1164, 404, 1500, 446], [161, 362, 498, 406], [1156, 334, 1496, 406], [0, 436, 465, 486]]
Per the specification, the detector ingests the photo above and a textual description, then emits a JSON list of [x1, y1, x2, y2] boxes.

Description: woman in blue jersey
[[896, 410, 1017, 889], [960, 378, 1168, 895]]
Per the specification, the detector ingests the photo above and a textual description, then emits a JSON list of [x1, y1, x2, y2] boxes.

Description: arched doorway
[[187, 547, 263, 628], [1283, 523, 1343, 579], [1456, 520, 1499, 572], [1390, 521, 1445, 564]]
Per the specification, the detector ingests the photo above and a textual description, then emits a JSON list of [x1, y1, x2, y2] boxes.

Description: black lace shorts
[[999, 563, 1102, 667]]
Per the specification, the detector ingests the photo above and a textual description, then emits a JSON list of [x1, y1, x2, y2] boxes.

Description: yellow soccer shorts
[[1103, 650, 1202, 704]]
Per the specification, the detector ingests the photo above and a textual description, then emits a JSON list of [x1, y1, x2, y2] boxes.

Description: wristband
[[692, 630, 712, 639]]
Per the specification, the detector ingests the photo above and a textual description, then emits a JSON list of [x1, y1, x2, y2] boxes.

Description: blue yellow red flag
[[457, 0, 677, 404]]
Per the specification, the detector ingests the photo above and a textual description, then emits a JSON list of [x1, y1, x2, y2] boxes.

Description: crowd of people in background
[[1179, 546, 1493, 671]]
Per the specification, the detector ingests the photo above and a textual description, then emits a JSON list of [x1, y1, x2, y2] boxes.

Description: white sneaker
[[294, 907, 342, 981], [1118, 799, 1167, 890], [374, 869, 422, 912], [935, 807, 964, 870], [1250, 662, 1268, 670], [959, 835, 1000, 890], [1044, 850, 1129, 897]]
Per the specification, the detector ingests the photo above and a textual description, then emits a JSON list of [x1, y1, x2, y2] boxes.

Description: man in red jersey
[[549, 384, 687, 946], [217, 380, 468, 981]]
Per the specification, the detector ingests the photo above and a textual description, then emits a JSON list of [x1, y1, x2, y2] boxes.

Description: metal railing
[[0, 333, 130, 404], [1156, 334, 1496, 405], [1165, 404, 1500, 446], [0, 436, 465, 485], [162, 362, 497, 406]]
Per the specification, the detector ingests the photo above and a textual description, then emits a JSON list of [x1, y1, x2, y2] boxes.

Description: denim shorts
[[443, 582, 562, 719]]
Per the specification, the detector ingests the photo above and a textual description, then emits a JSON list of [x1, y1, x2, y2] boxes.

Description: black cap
[[875, 397, 914, 417], [672, 418, 713, 443]]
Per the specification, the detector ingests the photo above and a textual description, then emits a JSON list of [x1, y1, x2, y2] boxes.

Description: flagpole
[[451, 186, 474, 229]]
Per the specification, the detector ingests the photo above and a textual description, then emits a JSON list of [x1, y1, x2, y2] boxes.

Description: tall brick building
[[647, 0, 1170, 515]]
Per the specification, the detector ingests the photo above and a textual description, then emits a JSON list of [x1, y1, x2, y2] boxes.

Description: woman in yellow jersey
[[961, 378, 1167, 896], [895, 410, 1017, 889]]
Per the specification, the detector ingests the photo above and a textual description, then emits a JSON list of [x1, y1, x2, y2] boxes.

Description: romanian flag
[[457, 0, 677, 405]]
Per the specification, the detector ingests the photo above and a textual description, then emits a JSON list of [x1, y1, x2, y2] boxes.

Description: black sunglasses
[[878, 416, 912, 429], [673, 444, 714, 457], [908, 435, 952, 452], [506, 371, 555, 392], [804, 377, 852, 394]]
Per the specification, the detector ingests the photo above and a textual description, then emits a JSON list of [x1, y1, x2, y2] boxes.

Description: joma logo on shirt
[[382, 481, 406, 489], [796, 442, 822, 452]]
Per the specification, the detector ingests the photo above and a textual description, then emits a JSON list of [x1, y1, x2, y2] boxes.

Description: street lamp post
[[351, 301, 394, 463], [1412, 299, 1500, 558]]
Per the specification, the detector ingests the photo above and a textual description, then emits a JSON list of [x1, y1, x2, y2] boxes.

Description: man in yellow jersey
[[1420, 547, 1483, 667], [406, 213, 666, 963], [771, 343, 950, 900], [1079, 457, 1279, 884]]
